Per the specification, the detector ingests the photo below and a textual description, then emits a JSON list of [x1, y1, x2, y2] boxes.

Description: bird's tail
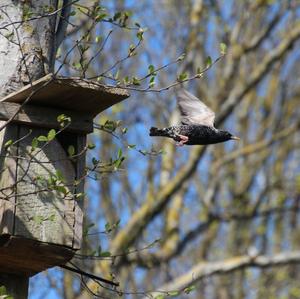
[[149, 127, 170, 137]]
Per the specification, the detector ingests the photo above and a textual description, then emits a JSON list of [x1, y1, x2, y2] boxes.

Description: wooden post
[[0, 74, 130, 296], [0, 273, 28, 299]]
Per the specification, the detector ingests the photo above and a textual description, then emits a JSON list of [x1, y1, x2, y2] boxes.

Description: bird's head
[[219, 130, 240, 142]]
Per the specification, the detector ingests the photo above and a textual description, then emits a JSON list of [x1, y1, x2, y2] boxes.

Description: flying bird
[[149, 89, 240, 146]]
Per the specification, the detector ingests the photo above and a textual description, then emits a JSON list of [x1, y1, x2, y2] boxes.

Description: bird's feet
[[176, 135, 189, 146]]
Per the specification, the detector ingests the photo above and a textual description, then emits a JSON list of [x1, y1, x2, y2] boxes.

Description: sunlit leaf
[[177, 53, 186, 61], [184, 285, 196, 294], [47, 129, 56, 141], [220, 42, 227, 55], [68, 145, 75, 157], [206, 56, 212, 68], [100, 251, 111, 257], [177, 72, 188, 82], [37, 135, 48, 142], [4, 140, 13, 148]]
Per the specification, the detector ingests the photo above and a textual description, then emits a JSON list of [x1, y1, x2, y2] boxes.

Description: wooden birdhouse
[[0, 74, 129, 276]]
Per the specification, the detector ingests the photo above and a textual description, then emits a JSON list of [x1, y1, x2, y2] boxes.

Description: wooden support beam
[[0, 102, 94, 134], [0, 273, 29, 299], [0, 74, 130, 117]]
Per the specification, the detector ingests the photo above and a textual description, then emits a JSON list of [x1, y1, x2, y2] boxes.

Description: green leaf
[[87, 143, 96, 150], [104, 119, 119, 132], [33, 215, 44, 225], [4, 139, 13, 148], [68, 145, 75, 157], [100, 251, 111, 257], [136, 29, 144, 41], [148, 64, 155, 74], [154, 295, 165, 299], [205, 56, 212, 68], [55, 169, 64, 181], [168, 291, 179, 296], [128, 144, 136, 149], [75, 192, 84, 199], [132, 77, 140, 85], [117, 148, 122, 159], [149, 76, 155, 88], [177, 53, 186, 61], [55, 185, 68, 195], [37, 135, 48, 142], [105, 222, 111, 232], [113, 12, 122, 21], [92, 157, 99, 166], [70, 10, 76, 16], [47, 129, 56, 141], [95, 36, 102, 43], [31, 137, 39, 151], [57, 114, 71, 126], [0, 286, 8, 296], [184, 285, 196, 294], [95, 13, 107, 22], [177, 72, 188, 82], [114, 157, 125, 169], [220, 42, 227, 55]]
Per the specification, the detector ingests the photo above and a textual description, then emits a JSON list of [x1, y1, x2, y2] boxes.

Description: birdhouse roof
[[1, 74, 130, 117]]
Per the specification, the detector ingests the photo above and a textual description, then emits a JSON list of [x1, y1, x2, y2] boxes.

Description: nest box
[[0, 74, 129, 276]]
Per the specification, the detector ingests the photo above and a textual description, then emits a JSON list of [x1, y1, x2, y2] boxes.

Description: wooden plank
[[0, 235, 75, 276], [14, 127, 76, 247], [0, 74, 130, 117], [0, 102, 93, 134], [0, 122, 18, 235], [0, 273, 29, 299], [73, 135, 86, 249]]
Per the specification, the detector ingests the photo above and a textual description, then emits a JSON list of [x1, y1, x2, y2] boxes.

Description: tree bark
[[0, 0, 58, 97], [0, 1, 59, 297]]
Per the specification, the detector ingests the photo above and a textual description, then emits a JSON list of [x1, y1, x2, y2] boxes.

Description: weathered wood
[[0, 235, 74, 276], [1, 74, 130, 117], [0, 102, 93, 134], [0, 123, 85, 272], [0, 1, 57, 97], [0, 71, 130, 278], [0, 121, 18, 235], [73, 135, 86, 249], [0, 272, 29, 299], [14, 126, 76, 246]]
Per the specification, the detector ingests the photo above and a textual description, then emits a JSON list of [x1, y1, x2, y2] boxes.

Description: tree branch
[[145, 251, 300, 298]]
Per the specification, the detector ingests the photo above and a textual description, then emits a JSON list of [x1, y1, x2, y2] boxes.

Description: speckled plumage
[[150, 125, 233, 145], [149, 89, 239, 146]]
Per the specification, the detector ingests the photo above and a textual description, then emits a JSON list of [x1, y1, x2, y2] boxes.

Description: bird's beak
[[231, 136, 240, 141]]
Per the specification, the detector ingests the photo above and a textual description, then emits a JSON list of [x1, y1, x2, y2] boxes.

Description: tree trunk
[[0, 1, 58, 297], [0, 0, 58, 97]]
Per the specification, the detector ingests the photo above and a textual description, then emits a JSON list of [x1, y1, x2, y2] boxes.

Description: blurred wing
[[177, 89, 215, 127]]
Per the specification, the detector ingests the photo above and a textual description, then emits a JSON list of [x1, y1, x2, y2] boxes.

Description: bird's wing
[[177, 89, 215, 127]]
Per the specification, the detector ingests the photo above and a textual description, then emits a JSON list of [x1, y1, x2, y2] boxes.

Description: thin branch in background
[[87, 39, 143, 80], [104, 54, 224, 92], [0, 0, 79, 32], [82, 29, 114, 77], [60, 263, 119, 287]]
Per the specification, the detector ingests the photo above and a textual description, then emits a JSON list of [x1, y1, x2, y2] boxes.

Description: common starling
[[149, 89, 240, 146]]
